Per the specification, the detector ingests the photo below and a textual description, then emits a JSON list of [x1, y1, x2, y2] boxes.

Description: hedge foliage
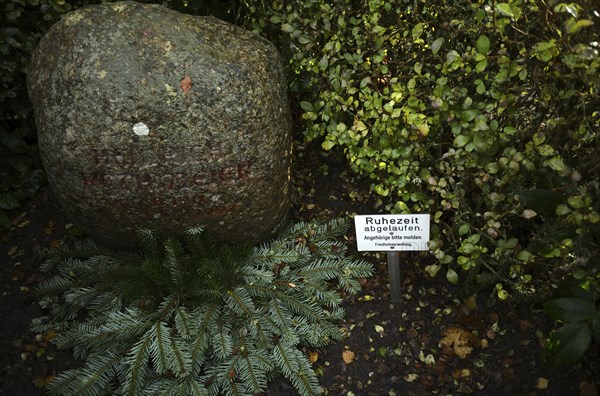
[[245, 0, 600, 299]]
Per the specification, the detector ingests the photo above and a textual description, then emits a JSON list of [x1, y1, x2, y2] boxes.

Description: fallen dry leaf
[[439, 327, 483, 359], [536, 377, 549, 390], [49, 240, 63, 248], [44, 221, 55, 235], [424, 264, 441, 277], [464, 295, 477, 310], [579, 380, 597, 396], [342, 349, 355, 364], [180, 75, 193, 95], [308, 350, 319, 363]]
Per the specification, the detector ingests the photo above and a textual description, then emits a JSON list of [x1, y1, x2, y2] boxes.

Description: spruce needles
[[33, 219, 373, 396]]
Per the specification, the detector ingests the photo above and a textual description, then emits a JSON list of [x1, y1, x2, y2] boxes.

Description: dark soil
[[1, 145, 598, 395]]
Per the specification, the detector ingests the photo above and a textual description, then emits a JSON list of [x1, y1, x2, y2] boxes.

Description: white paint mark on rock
[[133, 122, 149, 136]]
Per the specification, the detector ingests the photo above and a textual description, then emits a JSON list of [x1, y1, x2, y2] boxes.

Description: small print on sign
[[354, 214, 430, 251]]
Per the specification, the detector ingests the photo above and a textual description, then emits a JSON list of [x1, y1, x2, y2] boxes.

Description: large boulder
[[27, 1, 292, 248]]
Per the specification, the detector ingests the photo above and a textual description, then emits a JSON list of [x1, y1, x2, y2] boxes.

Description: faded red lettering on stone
[[80, 162, 254, 190], [237, 160, 253, 180], [80, 172, 103, 186]]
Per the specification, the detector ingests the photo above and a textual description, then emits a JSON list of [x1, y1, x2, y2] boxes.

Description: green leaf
[[461, 110, 479, 122], [516, 250, 533, 262], [555, 278, 595, 301], [505, 238, 518, 249], [566, 19, 594, 35], [515, 190, 564, 214], [360, 76, 371, 88], [519, 69, 528, 80], [299, 101, 314, 112], [556, 204, 571, 216], [383, 100, 395, 113], [431, 37, 444, 55], [544, 298, 597, 322], [476, 35, 490, 55], [0, 193, 20, 210], [412, 23, 424, 40], [446, 268, 459, 284], [547, 156, 566, 172], [544, 321, 591, 367], [496, 3, 514, 17], [454, 135, 469, 147], [475, 59, 488, 73], [568, 196, 585, 209], [0, 210, 9, 228], [281, 23, 295, 33], [321, 140, 335, 151], [476, 80, 486, 94], [536, 144, 555, 156]]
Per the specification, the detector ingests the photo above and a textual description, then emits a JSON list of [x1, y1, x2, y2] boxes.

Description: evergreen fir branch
[[136, 228, 162, 260], [149, 321, 171, 374], [291, 352, 321, 396], [140, 254, 172, 292], [33, 219, 373, 395], [190, 333, 209, 375], [35, 276, 77, 297], [299, 281, 343, 308], [174, 306, 195, 340], [225, 287, 257, 317], [273, 342, 320, 396], [343, 259, 377, 278], [163, 238, 189, 288], [168, 334, 192, 377], [123, 328, 153, 396], [155, 295, 179, 323], [87, 291, 123, 317], [246, 312, 274, 351], [211, 321, 233, 360], [250, 245, 302, 264], [31, 316, 55, 334], [272, 340, 299, 379], [271, 291, 323, 323], [296, 321, 331, 347], [100, 265, 157, 304], [239, 266, 274, 286], [313, 318, 346, 344], [268, 299, 299, 345], [237, 352, 267, 394], [296, 258, 344, 281], [191, 301, 221, 363], [64, 286, 100, 309], [233, 339, 272, 394], [337, 259, 375, 293], [47, 350, 121, 396], [169, 376, 209, 396], [85, 308, 150, 351]]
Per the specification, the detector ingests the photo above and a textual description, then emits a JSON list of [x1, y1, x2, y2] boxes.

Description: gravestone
[[27, 1, 291, 248]]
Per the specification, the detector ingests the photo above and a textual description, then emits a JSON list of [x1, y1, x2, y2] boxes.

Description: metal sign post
[[387, 251, 402, 302], [354, 214, 430, 303]]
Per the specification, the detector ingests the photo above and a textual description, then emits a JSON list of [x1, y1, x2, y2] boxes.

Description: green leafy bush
[[544, 275, 599, 367], [33, 219, 372, 396], [0, 0, 68, 226], [246, 0, 600, 298]]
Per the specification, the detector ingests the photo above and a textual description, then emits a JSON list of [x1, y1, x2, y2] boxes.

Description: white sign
[[354, 214, 430, 251]]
